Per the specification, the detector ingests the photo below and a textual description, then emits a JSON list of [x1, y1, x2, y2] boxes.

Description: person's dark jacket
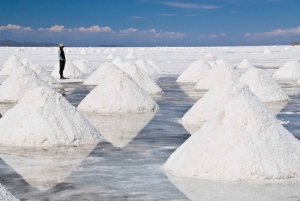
[[58, 48, 65, 61]]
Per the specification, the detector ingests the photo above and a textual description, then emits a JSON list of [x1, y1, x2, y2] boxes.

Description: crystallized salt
[[135, 60, 158, 76], [51, 56, 85, 79], [147, 59, 162, 73], [72, 59, 94, 74], [0, 55, 24, 76], [272, 60, 300, 80], [176, 60, 212, 83], [0, 86, 102, 146], [30, 64, 62, 88]]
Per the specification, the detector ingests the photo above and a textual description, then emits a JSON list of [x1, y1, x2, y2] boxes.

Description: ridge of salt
[[135, 60, 158, 77], [177, 60, 212, 83], [147, 60, 162, 74]]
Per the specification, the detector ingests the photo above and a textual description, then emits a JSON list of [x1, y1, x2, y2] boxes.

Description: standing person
[[58, 43, 67, 79]]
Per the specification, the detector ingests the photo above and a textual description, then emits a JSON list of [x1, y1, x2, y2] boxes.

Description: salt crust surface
[[121, 61, 163, 94], [176, 60, 212, 83], [78, 69, 159, 113], [147, 60, 162, 73], [195, 64, 240, 90], [272, 60, 300, 80], [51, 56, 85, 79], [165, 92, 300, 181], [0, 55, 24, 76], [0, 66, 49, 102], [237, 58, 254, 69], [0, 86, 102, 146], [72, 59, 94, 74], [240, 67, 289, 102], [135, 60, 159, 76], [30, 64, 62, 88], [0, 183, 19, 201]]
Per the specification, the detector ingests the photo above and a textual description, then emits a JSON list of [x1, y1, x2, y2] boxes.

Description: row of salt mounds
[[0, 86, 102, 146], [83, 62, 118, 85], [0, 55, 24, 76], [272, 60, 300, 80], [30, 64, 62, 88], [72, 59, 94, 75], [236, 58, 254, 69], [176, 60, 212, 83], [0, 66, 49, 102], [121, 61, 163, 94], [0, 183, 19, 200], [51, 56, 85, 79], [135, 60, 159, 77], [165, 87, 300, 181], [240, 67, 289, 102], [195, 65, 240, 90], [77, 67, 159, 113]]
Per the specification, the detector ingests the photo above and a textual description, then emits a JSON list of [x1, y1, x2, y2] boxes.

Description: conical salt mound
[[0, 183, 18, 200], [176, 60, 212, 83], [124, 53, 137, 61], [272, 60, 300, 80], [30, 64, 62, 88], [135, 60, 158, 76], [121, 61, 163, 94], [83, 62, 120, 85], [215, 59, 228, 66], [77, 70, 159, 113], [51, 56, 85, 79], [0, 86, 102, 146], [0, 55, 24, 76], [237, 58, 254, 69], [205, 53, 215, 58], [106, 54, 115, 60], [0, 66, 49, 102], [195, 65, 240, 90], [240, 67, 289, 102], [165, 93, 300, 181], [72, 59, 94, 74], [21, 58, 32, 66], [112, 56, 124, 68], [147, 59, 162, 73], [80, 48, 88, 54], [263, 48, 272, 54]]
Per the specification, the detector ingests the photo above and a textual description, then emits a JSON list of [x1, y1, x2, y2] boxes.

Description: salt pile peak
[[0, 86, 102, 146], [106, 54, 115, 60], [124, 53, 137, 61], [135, 59, 159, 76], [176, 60, 212, 83], [240, 67, 289, 102], [195, 64, 240, 90], [51, 56, 85, 79], [0, 66, 49, 102], [272, 59, 300, 80], [30, 64, 62, 88], [165, 92, 300, 181], [78, 69, 159, 113], [263, 48, 272, 54], [0, 55, 24, 76], [72, 59, 94, 74], [236, 58, 254, 69]]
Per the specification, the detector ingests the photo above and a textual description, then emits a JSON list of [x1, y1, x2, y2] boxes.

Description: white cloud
[[245, 26, 300, 38], [119, 28, 185, 38], [155, 13, 177, 16], [38, 25, 67, 32], [199, 34, 206, 38], [0, 24, 32, 33], [119, 28, 139, 34], [160, 2, 220, 9], [209, 34, 218, 38], [220, 33, 226, 36], [74, 25, 113, 33]]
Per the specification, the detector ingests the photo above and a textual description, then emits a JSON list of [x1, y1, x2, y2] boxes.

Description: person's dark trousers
[[59, 60, 66, 77]]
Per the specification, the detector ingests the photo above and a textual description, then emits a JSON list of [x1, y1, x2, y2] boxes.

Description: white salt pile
[[240, 67, 289, 102], [0, 66, 49, 102], [147, 59, 162, 73], [106, 54, 115, 60], [215, 59, 228, 66], [263, 48, 272, 54], [30, 64, 62, 88], [195, 65, 240, 90], [121, 61, 163, 94], [51, 56, 85, 79], [135, 60, 158, 76], [80, 48, 88, 54], [72, 59, 94, 74], [20, 58, 32, 66], [124, 53, 137, 61], [236, 58, 254, 69], [205, 53, 215, 58], [0, 55, 24, 76], [176, 60, 212, 83], [78, 69, 159, 113], [112, 56, 124, 68], [165, 92, 300, 181], [272, 60, 300, 80], [0, 86, 102, 146], [0, 183, 19, 201]]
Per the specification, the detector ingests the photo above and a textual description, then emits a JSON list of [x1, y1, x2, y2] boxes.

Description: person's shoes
[[60, 76, 68, 80]]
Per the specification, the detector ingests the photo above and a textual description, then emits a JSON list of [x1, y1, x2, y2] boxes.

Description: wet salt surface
[[0, 75, 299, 200]]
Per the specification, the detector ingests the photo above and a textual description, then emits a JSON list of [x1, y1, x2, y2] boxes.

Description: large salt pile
[[72, 59, 94, 74], [112, 56, 124, 68], [195, 65, 240, 90], [30, 64, 62, 88], [240, 67, 289, 102], [121, 61, 163, 94], [176, 60, 212, 83], [272, 60, 300, 80], [263, 48, 272, 54], [78, 69, 159, 113], [135, 60, 158, 76], [0, 183, 19, 200], [0, 66, 49, 102], [124, 53, 137, 61], [51, 56, 85, 79], [147, 59, 162, 73], [236, 58, 254, 69], [0, 55, 24, 76], [0, 86, 102, 146], [165, 92, 300, 181]]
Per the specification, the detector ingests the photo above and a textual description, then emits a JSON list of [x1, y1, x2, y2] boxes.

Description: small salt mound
[[30, 64, 62, 88], [77, 69, 159, 113], [236, 58, 254, 69], [0, 183, 19, 200], [80, 48, 88, 54], [165, 93, 300, 181], [272, 60, 300, 80], [124, 53, 137, 61], [195, 65, 240, 90], [263, 48, 272, 54], [106, 54, 115, 60], [0, 66, 49, 102], [121, 61, 163, 94], [215, 59, 228, 66], [0, 86, 102, 146], [135, 60, 158, 76], [112, 56, 124, 68], [240, 67, 289, 102], [205, 53, 215, 58], [176, 60, 212, 83], [72, 59, 94, 74], [147, 59, 162, 73], [20, 58, 32, 66], [0, 55, 24, 76], [51, 56, 85, 79], [83, 62, 120, 85]]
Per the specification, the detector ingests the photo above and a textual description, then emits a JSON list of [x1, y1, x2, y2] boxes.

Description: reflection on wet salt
[[81, 112, 156, 148], [167, 174, 300, 201], [0, 144, 98, 191]]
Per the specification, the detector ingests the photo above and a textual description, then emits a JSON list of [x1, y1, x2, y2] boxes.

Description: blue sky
[[0, 0, 299, 46]]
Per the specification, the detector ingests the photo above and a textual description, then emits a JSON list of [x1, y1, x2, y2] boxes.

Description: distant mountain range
[[0, 40, 58, 47]]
